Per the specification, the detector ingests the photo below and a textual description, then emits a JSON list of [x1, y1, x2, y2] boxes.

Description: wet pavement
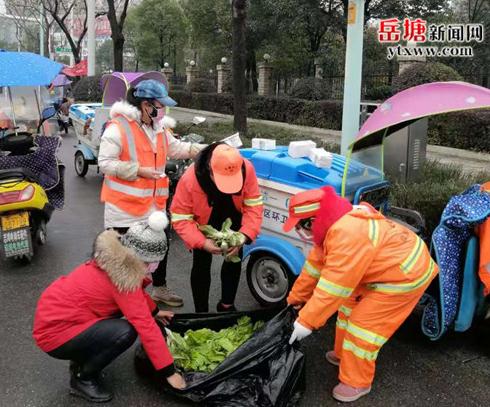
[[0, 130, 489, 407]]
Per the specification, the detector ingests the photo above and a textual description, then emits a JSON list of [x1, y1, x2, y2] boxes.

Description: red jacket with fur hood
[[32, 230, 173, 371]]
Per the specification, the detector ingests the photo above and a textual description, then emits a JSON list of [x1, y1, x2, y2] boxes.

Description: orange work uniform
[[477, 181, 490, 296], [288, 204, 438, 388]]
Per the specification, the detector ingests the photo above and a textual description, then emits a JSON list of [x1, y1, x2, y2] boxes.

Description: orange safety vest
[[101, 116, 169, 217], [477, 181, 490, 296]]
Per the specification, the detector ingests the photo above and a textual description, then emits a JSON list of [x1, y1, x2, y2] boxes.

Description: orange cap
[[210, 144, 244, 194], [283, 188, 325, 232]]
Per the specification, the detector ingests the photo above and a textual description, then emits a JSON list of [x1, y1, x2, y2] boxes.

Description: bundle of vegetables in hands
[[167, 316, 264, 373], [199, 218, 246, 263]]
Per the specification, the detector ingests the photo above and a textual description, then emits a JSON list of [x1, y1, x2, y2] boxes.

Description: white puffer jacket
[[98, 100, 204, 228]]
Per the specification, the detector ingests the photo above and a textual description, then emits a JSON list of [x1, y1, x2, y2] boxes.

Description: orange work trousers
[[333, 285, 429, 388]]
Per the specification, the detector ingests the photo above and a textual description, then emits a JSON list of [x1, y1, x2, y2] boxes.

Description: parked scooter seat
[[0, 133, 35, 156], [0, 167, 39, 184]]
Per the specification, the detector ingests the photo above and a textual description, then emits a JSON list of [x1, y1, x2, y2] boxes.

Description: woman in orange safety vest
[[99, 79, 206, 308], [285, 186, 438, 403]]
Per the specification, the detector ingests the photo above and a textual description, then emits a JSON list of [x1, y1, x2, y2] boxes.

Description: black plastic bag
[[134, 307, 305, 407]]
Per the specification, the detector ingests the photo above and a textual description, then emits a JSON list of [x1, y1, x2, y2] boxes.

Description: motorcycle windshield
[[0, 86, 55, 136], [342, 143, 385, 200]]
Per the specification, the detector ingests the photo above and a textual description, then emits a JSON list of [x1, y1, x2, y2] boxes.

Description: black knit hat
[[121, 212, 168, 262]]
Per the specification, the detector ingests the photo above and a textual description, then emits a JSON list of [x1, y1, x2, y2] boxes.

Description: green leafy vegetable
[[199, 218, 246, 263], [167, 316, 264, 373]]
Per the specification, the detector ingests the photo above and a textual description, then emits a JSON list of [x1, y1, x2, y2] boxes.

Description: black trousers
[[48, 318, 137, 379], [111, 226, 169, 287], [191, 248, 242, 313]]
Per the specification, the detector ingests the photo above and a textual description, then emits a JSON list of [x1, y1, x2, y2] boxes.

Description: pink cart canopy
[[100, 71, 169, 106], [351, 81, 490, 152]]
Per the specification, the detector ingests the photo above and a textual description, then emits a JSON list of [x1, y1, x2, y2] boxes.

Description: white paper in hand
[[221, 133, 243, 148]]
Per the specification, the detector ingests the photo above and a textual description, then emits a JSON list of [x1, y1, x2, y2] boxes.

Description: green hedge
[[171, 89, 490, 152], [390, 160, 490, 235], [171, 90, 343, 130], [428, 110, 490, 152], [392, 62, 463, 93]]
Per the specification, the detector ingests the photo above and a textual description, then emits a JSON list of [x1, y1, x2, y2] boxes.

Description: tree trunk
[[107, 0, 130, 72], [232, 0, 247, 136], [113, 34, 124, 71]]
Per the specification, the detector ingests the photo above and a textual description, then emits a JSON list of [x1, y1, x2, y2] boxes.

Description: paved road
[[0, 130, 489, 407]]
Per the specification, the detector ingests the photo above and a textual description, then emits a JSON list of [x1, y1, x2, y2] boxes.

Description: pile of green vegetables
[[199, 218, 246, 263], [167, 316, 264, 373]]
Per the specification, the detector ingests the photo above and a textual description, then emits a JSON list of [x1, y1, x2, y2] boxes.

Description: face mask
[[146, 262, 160, 274], [154, 106, 165, 122]]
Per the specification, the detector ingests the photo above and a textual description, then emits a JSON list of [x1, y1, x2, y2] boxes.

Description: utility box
[[384, 118, 428, 183]]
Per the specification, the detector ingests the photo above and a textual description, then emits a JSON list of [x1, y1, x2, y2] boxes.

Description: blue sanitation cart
[[69, 103, 105, 176], [240, 146, 390, 306]]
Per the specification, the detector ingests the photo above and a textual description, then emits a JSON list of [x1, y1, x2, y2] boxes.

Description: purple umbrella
[[100, 71, 169, 106], [51, 74, 72, 87], [352, 81, 490, 151]]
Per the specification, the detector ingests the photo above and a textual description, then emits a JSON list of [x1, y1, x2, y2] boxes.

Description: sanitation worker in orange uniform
[[285, 186, 438, 403]]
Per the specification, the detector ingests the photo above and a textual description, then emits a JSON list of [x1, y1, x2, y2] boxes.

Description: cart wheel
[[246, 253, 295, 307], [74, 151, 89, 177]]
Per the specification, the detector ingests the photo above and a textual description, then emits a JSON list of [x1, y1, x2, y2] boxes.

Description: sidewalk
[[172, 107, 490, 173]]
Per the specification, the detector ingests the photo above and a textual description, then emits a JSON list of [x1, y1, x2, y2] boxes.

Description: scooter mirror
[[192, 116, 206, 125], [41, 106, 57, 120]]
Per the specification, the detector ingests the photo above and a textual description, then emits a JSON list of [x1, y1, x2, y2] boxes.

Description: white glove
[[289, 320, 312, 345]]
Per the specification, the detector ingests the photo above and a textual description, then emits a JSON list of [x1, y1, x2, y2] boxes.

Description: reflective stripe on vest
[[104, 178, 155, 197], [114, 117, 138, 161], [101, 117, 169, 215], [171, 213, 194, 223]]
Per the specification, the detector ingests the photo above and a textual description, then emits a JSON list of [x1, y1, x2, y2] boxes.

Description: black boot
[[216, 301, 237, 312], [70, 367, 113, 403]]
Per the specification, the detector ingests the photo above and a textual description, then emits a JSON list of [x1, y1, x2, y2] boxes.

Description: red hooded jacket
[[32, 231, 173, 371]]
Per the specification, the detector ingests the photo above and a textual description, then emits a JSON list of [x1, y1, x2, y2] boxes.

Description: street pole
[[39, 3, 44, 56], [87, 0, 96, 76], [340, 0, 365, 155], [69, 5, 75, 66]]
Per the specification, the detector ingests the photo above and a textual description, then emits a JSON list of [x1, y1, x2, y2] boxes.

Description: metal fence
[[171, 70, 487, 98]]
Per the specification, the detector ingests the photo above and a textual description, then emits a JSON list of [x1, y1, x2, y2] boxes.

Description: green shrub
[[288, 77, 331, 101], [72, 75, 103, 102], [170, 91, 343, 130], [392, 62, 463, 93], [364, 84, 393, 101], [185, 78, 216, 93], [170, 86, 488, 152], [390, 160, 490, 235], [428, 109, 490, 152]]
